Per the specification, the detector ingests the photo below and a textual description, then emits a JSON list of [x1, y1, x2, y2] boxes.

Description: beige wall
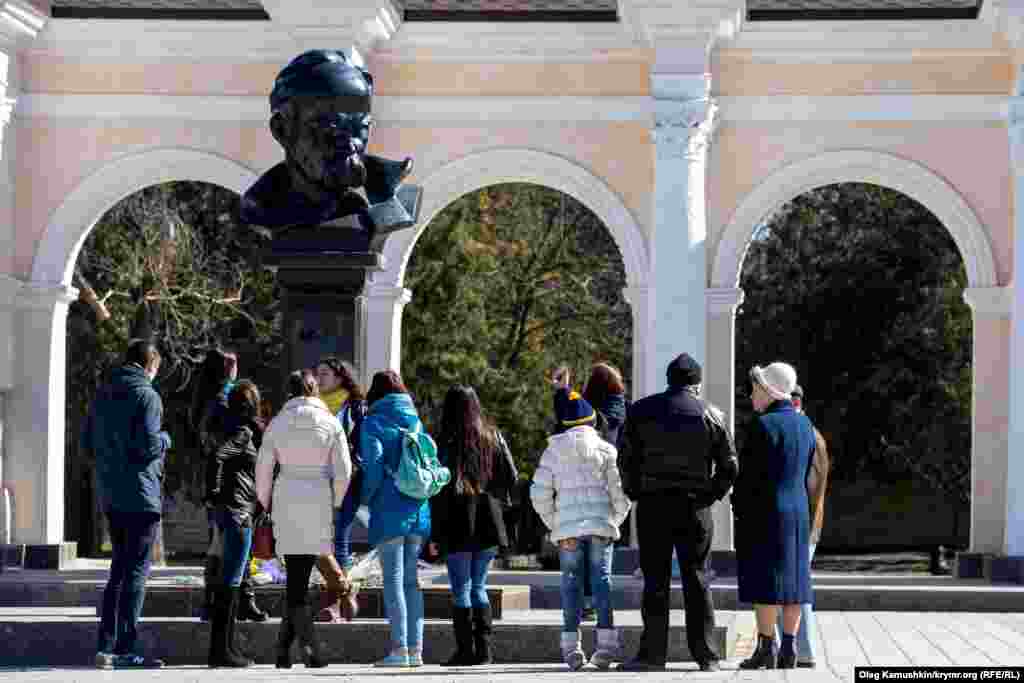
[[11, 118, 652, 280], [708, 122, 1013, 285], [715, 53, 1014, 96]]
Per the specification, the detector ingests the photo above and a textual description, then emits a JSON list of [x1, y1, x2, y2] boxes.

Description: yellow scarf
[[321, 387, 349, 416]]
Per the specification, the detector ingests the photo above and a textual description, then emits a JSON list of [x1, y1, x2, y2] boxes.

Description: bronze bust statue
[[241, 50, 421, 249]]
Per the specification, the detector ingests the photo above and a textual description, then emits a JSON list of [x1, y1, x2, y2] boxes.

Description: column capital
[[653, 98, 718, 162], [706, 287, 744, 315], [363, 283, 411, 302], [15, 282, 77, 312], [964, 286, 1012, 317], [261, 0, 402, 64]]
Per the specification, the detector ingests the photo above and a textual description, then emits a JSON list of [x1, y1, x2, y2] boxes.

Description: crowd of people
[[84, 338, 829, 671]]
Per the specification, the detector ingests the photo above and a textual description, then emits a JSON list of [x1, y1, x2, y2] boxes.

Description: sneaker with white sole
[[113, 654, 164, 669], [94, 652, 115, 669], [408, 649, 424, 667], [374, 648, 410, 668]]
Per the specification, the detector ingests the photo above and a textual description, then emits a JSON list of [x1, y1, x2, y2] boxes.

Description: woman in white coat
[[256, 370, 351, 669]]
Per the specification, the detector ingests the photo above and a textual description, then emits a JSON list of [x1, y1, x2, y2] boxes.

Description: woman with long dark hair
[[256, 370, 351, 669], [207, 380, 263, 668], [431, 385, 517, 666], [582, 363, 628, 447], [191, 349, 266, 623], [360, 370, 431, 667], [315, 356, 368, 621]]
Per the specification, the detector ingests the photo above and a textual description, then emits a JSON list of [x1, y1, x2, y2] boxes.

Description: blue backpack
[[386, 423, 450, 500]]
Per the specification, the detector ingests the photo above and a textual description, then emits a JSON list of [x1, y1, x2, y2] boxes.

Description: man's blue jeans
[[559, 535, 614, 632], [216, 510, 253, 587], [446, 548, 497, 609], [96, 510, 161, 655], [777, 543, 817, 662], [379, 535, 424, 651]]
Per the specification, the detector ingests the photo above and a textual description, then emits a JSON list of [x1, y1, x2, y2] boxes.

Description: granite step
[[0, 608, 738, 666]]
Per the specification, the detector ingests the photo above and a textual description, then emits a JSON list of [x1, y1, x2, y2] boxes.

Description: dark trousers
[[96, 510, 161, 655], [637, 495, 718, 664], [284, 555, 317, 608]]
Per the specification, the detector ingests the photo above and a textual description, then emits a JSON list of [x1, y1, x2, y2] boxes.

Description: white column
[[5, 282, 76, 546], [0, 274, 19, 548], [361, 284, 411, 388], [649, 78, 717, 377], [963, 287, 1012, 555], [622, 284, 656, 400], [705, 287, 744, 552], [1007, 97, 1024, 558]]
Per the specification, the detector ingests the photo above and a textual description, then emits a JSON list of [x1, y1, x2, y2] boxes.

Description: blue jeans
[[334, 493, 358, 570], [777, 543, 817, 661], [379, 535, 425, 651], [446, 548, 497, 608], [96, 510, 161, 655], [216, 510, 253, 587], [559, 535, 614, 632]]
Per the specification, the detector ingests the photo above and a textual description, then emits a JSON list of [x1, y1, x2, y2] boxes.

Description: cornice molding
[[721, 95, 1010, 123], [261, 0, 402, 59], [618, 0, 744, 46], [0, 1, 47, 50]]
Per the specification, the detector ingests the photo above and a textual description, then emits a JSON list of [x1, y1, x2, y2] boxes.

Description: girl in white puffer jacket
[[531, 389, 631, 671]]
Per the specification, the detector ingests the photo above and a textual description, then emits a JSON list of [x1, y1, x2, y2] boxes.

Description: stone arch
[[377, 148, 650, 289], [31, 147, 259, 286], [710, 149, 998, 289]]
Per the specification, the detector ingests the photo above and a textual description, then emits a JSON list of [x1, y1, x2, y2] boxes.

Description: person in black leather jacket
[[207, 379, 264, 668], [619, 353, 738, 673]]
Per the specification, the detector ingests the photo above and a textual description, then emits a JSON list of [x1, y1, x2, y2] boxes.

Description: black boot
[[199, 554, 221, 622], [292, 605, 327, 668], [225, 587, 254, 666], [207, 587, 253, 668], [471, 606, 494, 664], [442, 607, 475, 666], [739, 633, 778, 670], [276, 606, 297, 669], [236, 563, 268, 622], [778, 633, 797, 669]]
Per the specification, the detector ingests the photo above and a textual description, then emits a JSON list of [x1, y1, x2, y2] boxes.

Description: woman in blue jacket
[[360, 370, 431, 668]]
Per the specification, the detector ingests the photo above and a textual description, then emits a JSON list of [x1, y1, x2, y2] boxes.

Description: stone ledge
[[0, 617, 733, 666], [23, 543, 77, 570]]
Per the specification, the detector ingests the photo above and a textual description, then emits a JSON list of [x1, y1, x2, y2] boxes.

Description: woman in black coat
[[430, 385, 518, 667], [732, 363, 816, 670]]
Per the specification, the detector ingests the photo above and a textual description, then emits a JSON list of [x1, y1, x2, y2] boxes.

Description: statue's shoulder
[[239, 163, 292, 225]]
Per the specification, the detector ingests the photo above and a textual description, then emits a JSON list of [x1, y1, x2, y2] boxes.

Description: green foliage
[[67, 182, 279, 501], [402, 184, 631, 477], [736, 183, 971, 504]]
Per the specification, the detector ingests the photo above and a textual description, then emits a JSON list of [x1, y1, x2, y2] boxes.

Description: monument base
[[23, 542, 77, 570], [955, 552, 1024, 583]]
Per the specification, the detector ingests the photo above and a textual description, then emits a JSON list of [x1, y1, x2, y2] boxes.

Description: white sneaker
[[560, 631, 586, 671], [408, 649, 424, 667]]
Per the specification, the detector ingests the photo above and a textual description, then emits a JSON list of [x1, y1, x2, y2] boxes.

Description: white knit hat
[[750, 362, 798, 402]]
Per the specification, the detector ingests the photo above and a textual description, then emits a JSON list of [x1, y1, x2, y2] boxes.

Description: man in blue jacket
[[83, 339, 170, 669]]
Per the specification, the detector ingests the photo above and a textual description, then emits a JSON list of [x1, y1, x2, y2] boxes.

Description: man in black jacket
[[619, 353, 738, 672], [83, 339, 170, 670]]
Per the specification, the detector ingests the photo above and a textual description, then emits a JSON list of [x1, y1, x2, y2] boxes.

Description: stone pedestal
[[263, 231, 384, 396]]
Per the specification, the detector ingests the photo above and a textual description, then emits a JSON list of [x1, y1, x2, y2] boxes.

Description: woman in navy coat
[[732, 362, 816, 670]]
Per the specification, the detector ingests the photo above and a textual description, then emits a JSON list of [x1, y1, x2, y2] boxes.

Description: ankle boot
[[739, 633, 778, 670], [275, 606, 297, 669], [442, 607, 475, 667], [236, 564, 268, 622], [471, 606, 494, 665], [207, 587, 253, 668], [292, 605, 327, 668], [778, 633, 797, 669], [225, 587, 254, 666], [590, 628, 620, 670]]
